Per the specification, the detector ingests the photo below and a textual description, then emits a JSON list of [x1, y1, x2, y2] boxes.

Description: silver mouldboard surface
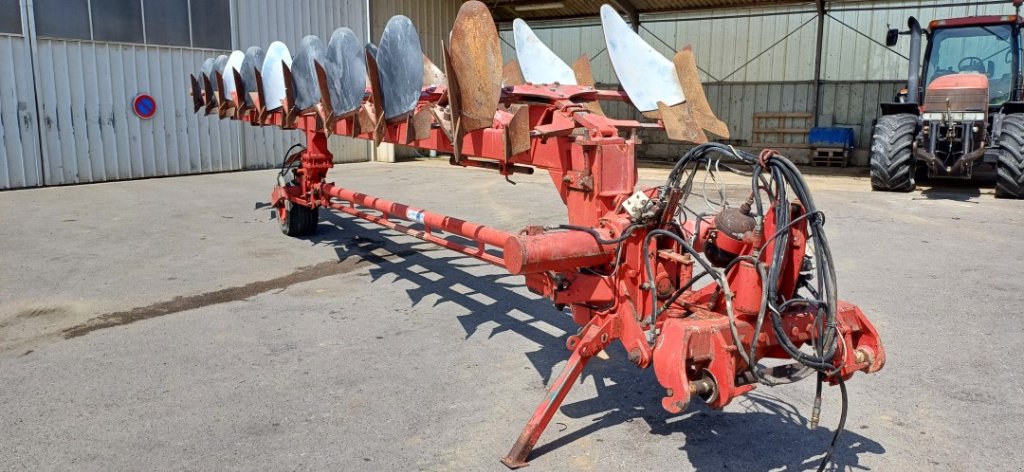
[[292, 35, 327, 111], [212, 55, 229, 93], [376, 15, 423, 121], [513, 19, 575, 85], [325, 27, 367, 117], [262, 41, 292, 111], [241, 46, 265, 107], [223, 50, 246, 99], [600, 4, 684, 112], [200, 57, 215, 79]]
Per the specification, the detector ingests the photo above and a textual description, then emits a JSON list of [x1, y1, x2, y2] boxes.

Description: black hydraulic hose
[[642, 229, 753, 369], [656, 270, 709, 315], [553, 224, 639, 245], [279, 143, 305, 176], [816, 376, 849, 472]]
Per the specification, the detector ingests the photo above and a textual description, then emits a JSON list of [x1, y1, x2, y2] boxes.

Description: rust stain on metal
[[442, 41, 464, 163], [502, 59, 525, 87], [449, 0, 502, 134], [508, 104, 531, 156], [572, 55, 605, 116], [422, 54, 447, 88], [365, 50, 387, 145], [674, 47, 729, 138], [659, 100, 706, 144], [409, 107, 433, 142]]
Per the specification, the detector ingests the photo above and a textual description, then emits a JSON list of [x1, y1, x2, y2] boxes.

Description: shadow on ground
[[915, 173, 996, 202], [303, 209, 885, 470]]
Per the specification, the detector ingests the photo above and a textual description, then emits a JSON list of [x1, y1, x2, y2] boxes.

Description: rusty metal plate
[[240, 46, 265, 108], [409, 107, 433, 142], [230, 68, 247, 117], [442, 41, 463, 162], [508, 104, 531, 156], [659, 101, 707, 144], [513, 18, 575, 85], [674, 47, 729, 138], [364, 44, 386, 144], [291, 35, 327, 111], [449, 0, 502, 133], [261, 41, 292, 112], [423, 54, 446, 88], [572, 55, 605, 116], [601, 5, 684, 113], [502, 60, 524, 87], [189, 74, 203, 112], [377, 15, 423, 122], [201, 73, 216, 115]]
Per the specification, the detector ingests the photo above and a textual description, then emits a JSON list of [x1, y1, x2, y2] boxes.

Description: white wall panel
[[0, 33, 42, 189], [233, 0, 370, 167], [34, 40, 242, 185]]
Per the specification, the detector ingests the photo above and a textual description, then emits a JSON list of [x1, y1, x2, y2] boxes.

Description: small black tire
[[870, 114, 918, 192], [278, 200, 319, 236], [995, 114, 1024, 199]]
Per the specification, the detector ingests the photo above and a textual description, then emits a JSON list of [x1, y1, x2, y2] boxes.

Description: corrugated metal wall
[[0, 33, 42, 189], [497, 0, 1022, 160], [232, 0, 369, 168], [35, 40, 242, 185], [0, 0, 371, 190]]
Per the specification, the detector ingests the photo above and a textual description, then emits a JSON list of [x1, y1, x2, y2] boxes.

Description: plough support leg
[[501, 348, 590, 469], [501, 316, 613, 469]]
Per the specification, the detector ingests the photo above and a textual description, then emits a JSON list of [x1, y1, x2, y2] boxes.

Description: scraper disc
[[292, 35, 327, 111], [262, 41, 293, 112], [376, 15, 424, 121], [241, 46, 265, 107], [324, 27, 368, 117]]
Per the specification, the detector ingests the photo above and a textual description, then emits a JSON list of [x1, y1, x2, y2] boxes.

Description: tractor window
[[925, 24, 1016, 105]]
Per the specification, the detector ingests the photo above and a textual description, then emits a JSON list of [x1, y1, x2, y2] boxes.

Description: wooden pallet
[[752, 112, 813, 149], [811, 147, 848, 167]]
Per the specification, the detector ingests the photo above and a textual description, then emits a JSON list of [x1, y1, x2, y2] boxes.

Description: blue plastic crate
[[808, 127, 856, 150]]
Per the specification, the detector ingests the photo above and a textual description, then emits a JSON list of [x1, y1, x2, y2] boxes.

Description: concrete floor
[[1, 160, 1022, 471]]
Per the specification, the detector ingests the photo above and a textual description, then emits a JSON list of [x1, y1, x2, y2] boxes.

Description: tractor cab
[[922, 17, 1021, 109]]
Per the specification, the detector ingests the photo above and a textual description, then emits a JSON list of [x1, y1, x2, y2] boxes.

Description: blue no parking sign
[[133, 94, 157, 119]]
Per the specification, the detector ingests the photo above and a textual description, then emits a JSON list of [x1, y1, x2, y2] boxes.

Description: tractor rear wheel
[[870, 114, 918, 192], [995, 114, 1024, 199], [278, 200, 319, 236]]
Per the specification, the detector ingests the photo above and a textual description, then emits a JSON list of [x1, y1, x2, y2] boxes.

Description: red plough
[[191, 2, 885, 468]]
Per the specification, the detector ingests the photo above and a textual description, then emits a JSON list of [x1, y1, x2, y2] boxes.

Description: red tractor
[[871, 2, 1024, 198]]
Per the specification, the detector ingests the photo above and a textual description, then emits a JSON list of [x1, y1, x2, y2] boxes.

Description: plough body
[[190, 2, 885, 468]]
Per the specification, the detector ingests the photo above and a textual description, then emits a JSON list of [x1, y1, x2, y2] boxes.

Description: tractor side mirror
[[885, 28, 899, 47]]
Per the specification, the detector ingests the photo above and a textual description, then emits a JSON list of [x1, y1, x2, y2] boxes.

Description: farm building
[[0, 0, 1017, 188]]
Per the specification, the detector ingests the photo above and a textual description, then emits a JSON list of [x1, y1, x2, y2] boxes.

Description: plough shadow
[[303, 210, 885, 471]]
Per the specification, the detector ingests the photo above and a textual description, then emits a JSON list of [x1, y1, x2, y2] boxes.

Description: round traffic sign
[[133, 94, 157, 119]]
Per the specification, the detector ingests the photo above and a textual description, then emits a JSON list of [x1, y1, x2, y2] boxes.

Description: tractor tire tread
[[995, 114, 1024, 199], [869, 113, 917, 192]]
